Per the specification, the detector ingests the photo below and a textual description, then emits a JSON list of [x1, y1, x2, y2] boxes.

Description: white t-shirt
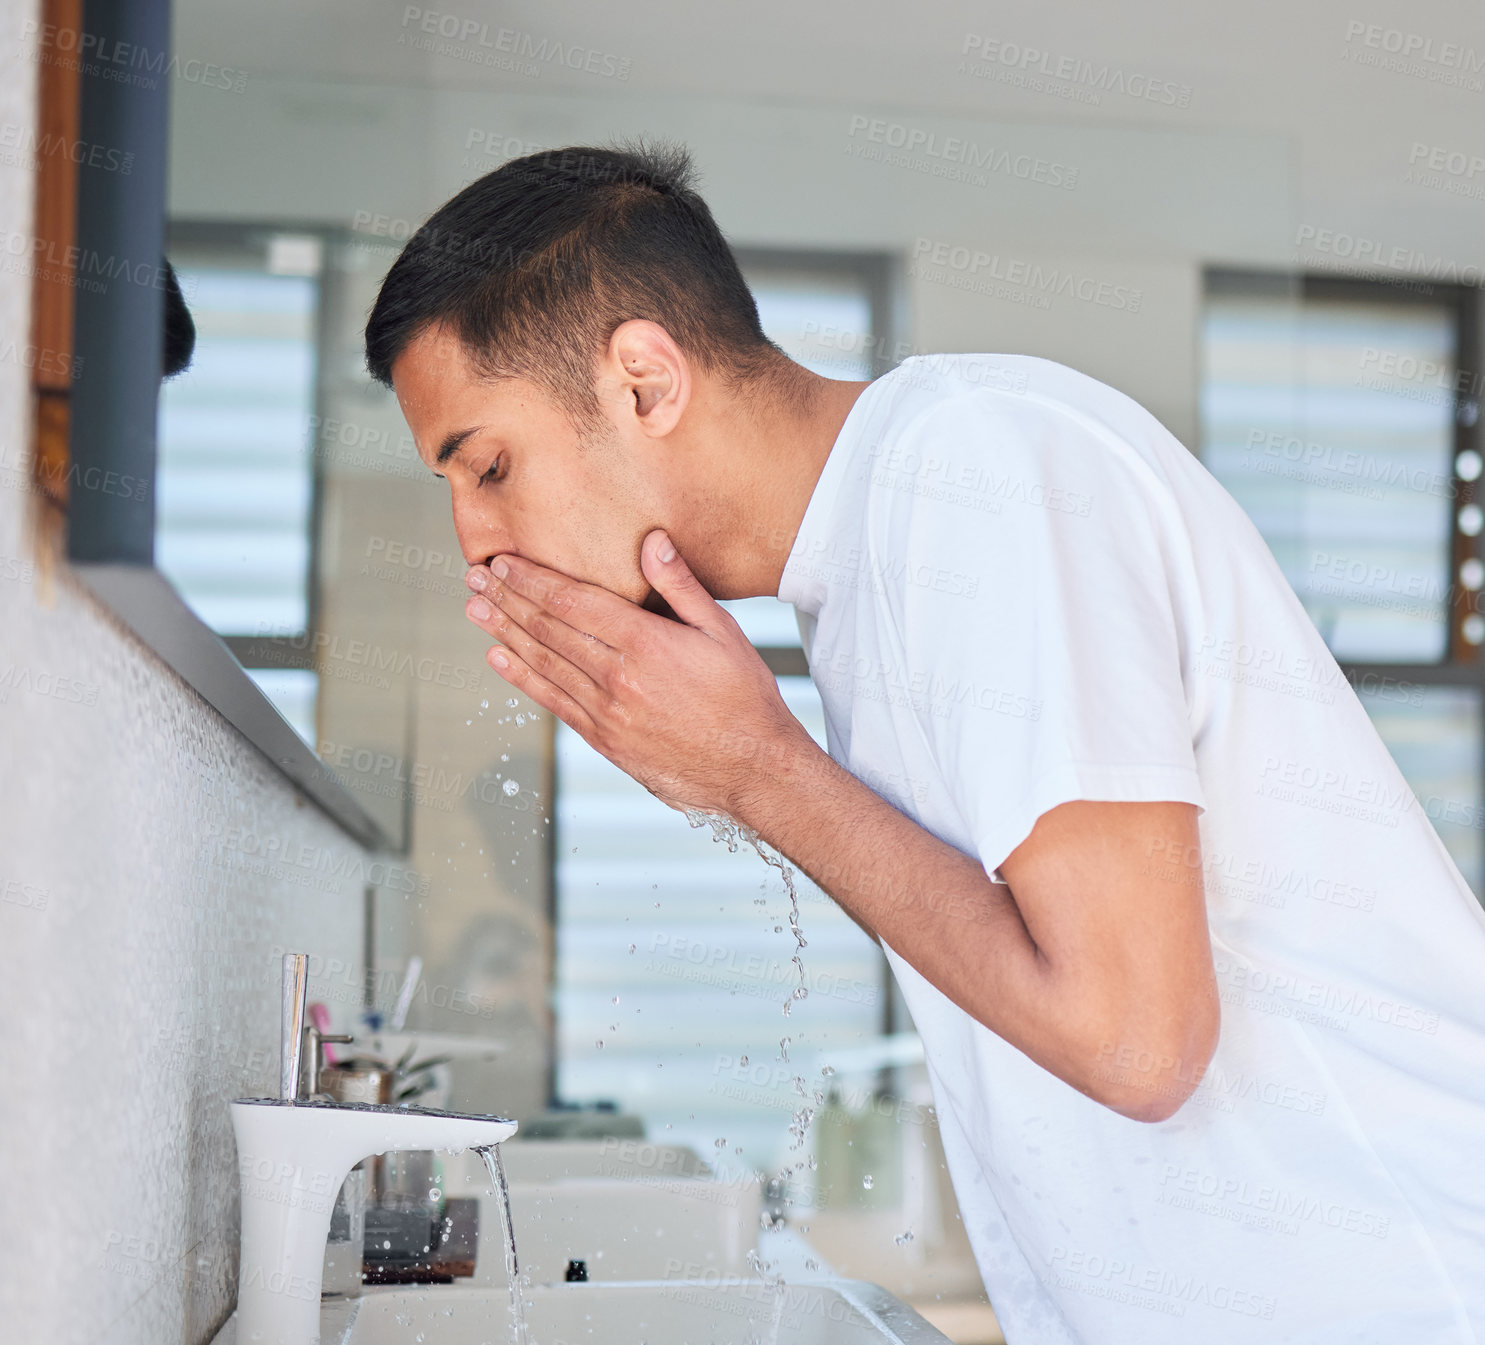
[[776, 353, 1485, 1344]]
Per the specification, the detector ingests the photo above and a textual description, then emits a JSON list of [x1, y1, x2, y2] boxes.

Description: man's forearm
[[727, 728, 1120, 1109]]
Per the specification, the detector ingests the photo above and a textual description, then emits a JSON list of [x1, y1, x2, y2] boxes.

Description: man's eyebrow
[[436, 426, 481, 466]]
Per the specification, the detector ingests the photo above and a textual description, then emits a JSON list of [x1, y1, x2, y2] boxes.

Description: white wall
[[0, 5, 371, 1342]]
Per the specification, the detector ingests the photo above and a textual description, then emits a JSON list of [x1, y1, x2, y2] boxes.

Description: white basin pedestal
[[230, 1098, 516, 1345]]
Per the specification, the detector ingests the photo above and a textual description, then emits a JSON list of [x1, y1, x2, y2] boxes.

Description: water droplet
[[715, 1137, 727, 1148], [862, 1174, 874, 1190], [805, 1258, 820, 1271], [502, 779, 520, 796], [821, 1064, 835, 1077], [595, 1040, 604, 1049], [627, 943, 636, 954], [500, 752, 509, 762], [506, 697, 519, 707], [774, 924, 782, 933], [428, 1187, 441, 1201], [515, 713, 526, 726], [612, 995, 620, 1005], [480, 698, 489, 710], [895, 1228, 915, 1245], [739, 1055, 748, 1067]]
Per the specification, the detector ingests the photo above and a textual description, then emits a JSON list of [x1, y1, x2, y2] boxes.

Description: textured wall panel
[[0, 6, 368, 1342]]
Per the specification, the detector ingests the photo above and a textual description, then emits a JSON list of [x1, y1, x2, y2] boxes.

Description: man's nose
[[452, 497, 506, 570]]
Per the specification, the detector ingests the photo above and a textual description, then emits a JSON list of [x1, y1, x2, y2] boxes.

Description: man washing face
[[366, 144, 1485, 1343]]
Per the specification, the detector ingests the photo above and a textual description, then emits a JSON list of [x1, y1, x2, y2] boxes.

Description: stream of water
[[685, 808, 830, 1248], [474, 1145, 531, 1345]]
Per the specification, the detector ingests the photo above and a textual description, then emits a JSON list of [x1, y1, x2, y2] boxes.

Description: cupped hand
[[463, 530, 811, 819]]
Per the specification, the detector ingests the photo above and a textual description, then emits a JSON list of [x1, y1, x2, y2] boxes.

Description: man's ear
[[605, 319, 690, 436]]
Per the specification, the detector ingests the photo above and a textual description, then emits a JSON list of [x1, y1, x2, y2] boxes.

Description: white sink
[[440, 1140, 761, 1283], [316, 1281, 952, 1344], [211, 1137, 953, 1343]]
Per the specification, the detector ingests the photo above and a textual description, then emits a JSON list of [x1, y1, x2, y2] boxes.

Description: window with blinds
[[1201, 286, 1458, 662], [553, 258, 894, 1184], [554, 676, 888, 1178], [155, 245, 322, 743], [1201, 276, 1482, 897]]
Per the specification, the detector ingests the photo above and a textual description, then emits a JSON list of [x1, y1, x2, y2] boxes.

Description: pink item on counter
[[308, 1002, 339, 1065]]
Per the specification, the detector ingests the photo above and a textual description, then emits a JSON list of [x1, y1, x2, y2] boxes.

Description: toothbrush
[[307, 1001, 340, 1066]]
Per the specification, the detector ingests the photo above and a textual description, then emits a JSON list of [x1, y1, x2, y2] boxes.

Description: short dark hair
[[161, 257, 195, 378], [364, 141, 788, 431]]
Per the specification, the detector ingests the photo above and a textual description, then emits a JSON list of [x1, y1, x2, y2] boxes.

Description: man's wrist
[[723, 721, 825, 836]]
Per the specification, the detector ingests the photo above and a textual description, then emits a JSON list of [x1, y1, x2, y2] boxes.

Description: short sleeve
[[884, 390, 1207, 880]]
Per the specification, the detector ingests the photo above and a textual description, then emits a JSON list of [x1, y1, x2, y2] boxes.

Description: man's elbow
[[1085, 999, 1222, 1124]]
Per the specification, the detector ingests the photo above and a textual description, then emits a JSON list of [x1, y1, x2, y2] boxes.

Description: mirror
[[61, 1, 394, 848]]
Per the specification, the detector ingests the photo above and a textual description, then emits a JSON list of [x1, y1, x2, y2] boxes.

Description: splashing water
[[685, 806, 836, 1278], [474, 1146, 531, 1345], [685, 809, 807, 1017], [745, 1247, 789, 1345]]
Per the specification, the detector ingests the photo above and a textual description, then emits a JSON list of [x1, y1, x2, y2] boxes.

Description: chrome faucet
[[231, 954, 517, 1344]]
